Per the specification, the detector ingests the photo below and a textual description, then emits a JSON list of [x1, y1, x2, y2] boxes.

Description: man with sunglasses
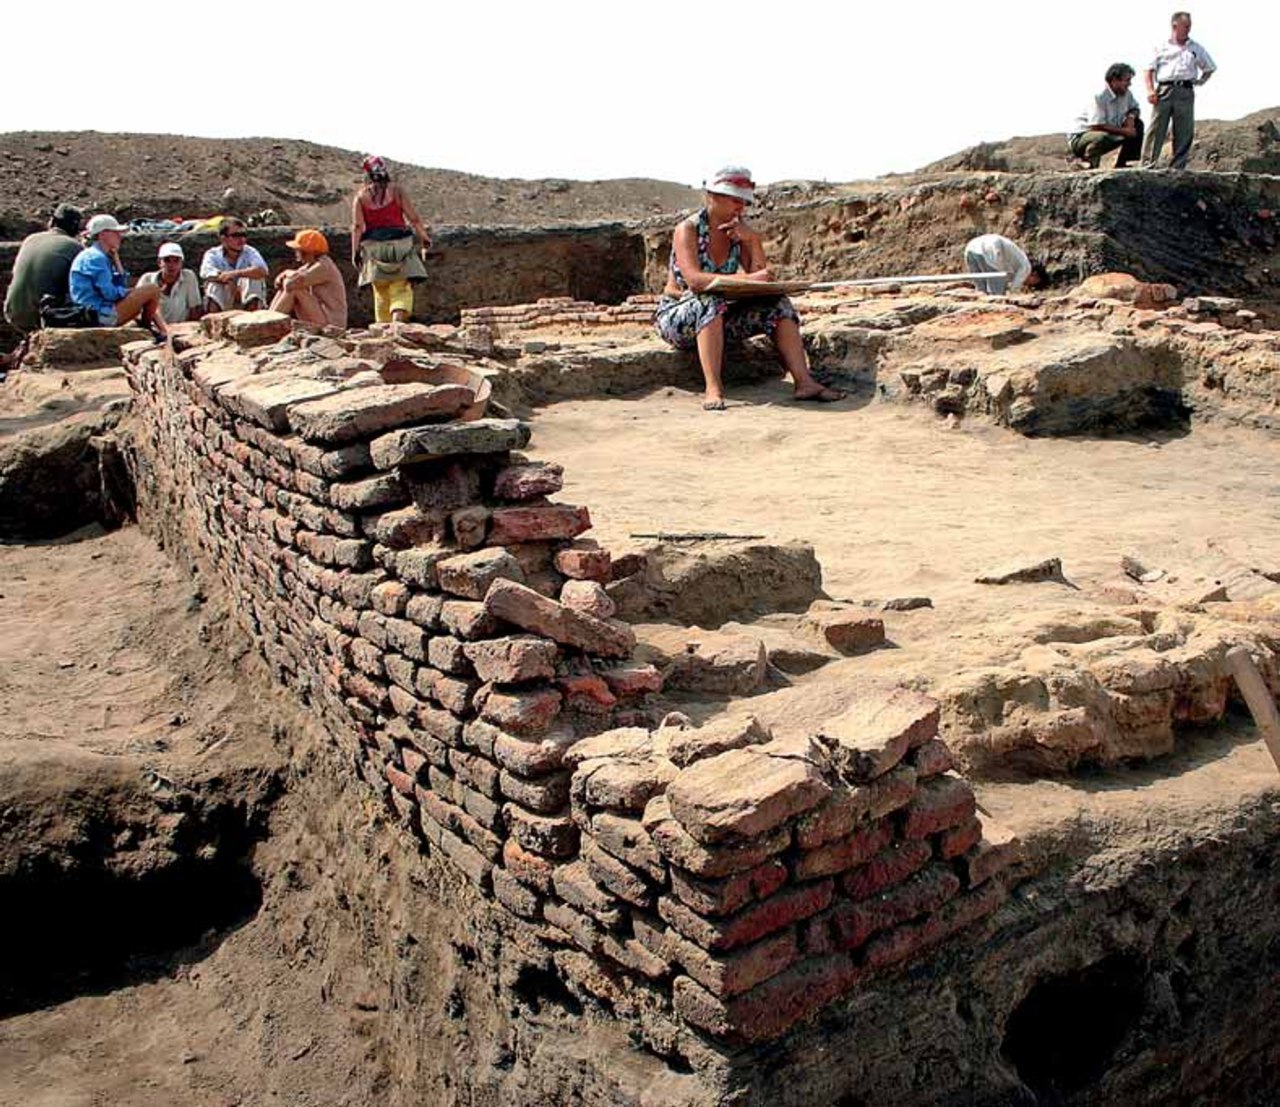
[[200, 217, 269, 314]]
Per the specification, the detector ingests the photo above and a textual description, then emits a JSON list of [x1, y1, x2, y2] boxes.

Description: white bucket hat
[[158, 242, 184, 260], [85, 213, 127, 238], [705, 166, 756, 203]]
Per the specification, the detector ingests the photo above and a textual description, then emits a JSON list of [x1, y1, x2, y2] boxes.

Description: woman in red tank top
[[350, 155, 433, 323]]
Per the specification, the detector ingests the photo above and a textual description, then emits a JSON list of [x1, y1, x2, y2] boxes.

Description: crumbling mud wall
[[120, 316, 1024, 1067]]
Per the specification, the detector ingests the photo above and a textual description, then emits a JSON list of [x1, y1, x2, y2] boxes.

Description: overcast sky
[[0, 2, 1269, 186]]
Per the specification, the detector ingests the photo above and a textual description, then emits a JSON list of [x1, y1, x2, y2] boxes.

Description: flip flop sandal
[[702, 399, 727, 411]]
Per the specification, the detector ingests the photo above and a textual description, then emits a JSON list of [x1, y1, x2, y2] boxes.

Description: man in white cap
[[68, 214, 167, 336], [139, 242, 204, 324]]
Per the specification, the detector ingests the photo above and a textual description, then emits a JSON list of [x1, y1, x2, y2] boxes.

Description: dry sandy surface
[[530, 381, 1280, 834]]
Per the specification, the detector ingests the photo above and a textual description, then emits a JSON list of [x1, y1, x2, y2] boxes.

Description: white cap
[[158, 242, 184, 260], [704, 166, 756, 203], [85, 213, 126, 238]]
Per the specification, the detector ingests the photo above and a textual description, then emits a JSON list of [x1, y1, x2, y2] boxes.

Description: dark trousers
[[1070, 118, 1145, 167], [1143, 84, 1195, 168]]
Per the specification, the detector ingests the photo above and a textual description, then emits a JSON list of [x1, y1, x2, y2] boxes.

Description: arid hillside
[[0, 131, 702, 239], [915, 106, 1280, 176]]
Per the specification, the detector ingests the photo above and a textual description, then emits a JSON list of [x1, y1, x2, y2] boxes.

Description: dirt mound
[[915, 106, 1280, 176], [0, 131, 702, 239]]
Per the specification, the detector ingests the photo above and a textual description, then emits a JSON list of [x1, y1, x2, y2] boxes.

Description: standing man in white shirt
[[1068, 64, 1144, 170], [1141, 12, 1217, 170]]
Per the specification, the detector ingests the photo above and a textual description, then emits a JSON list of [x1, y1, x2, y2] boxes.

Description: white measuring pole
[[807, 272, 1011, 289]]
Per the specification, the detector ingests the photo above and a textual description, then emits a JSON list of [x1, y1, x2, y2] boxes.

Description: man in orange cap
[[270, 228, 348, 328]]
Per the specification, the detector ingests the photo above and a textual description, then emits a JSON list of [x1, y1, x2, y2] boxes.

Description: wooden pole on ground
[[1224, 645, 1280, 773]]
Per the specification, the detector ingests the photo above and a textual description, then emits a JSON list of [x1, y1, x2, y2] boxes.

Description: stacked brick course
[[123, 312, 1021, 1052], [460, 294, 660, 334]]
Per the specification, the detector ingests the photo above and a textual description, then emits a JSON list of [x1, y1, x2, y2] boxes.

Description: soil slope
[[0, 131, 702, 239], [916, 105, 1280, 175]]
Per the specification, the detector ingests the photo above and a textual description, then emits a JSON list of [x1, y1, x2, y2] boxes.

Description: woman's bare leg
[[774, 318, 841, 400], [695, 316, 726, 408]]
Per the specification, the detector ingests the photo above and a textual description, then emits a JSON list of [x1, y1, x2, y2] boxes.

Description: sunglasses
[[222, 230, 247, 239]]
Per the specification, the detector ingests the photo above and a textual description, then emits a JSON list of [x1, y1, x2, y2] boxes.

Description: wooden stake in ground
[[1224, 645, 1280, 773]]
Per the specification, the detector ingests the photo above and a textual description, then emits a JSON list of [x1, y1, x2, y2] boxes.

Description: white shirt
[[1149, 37, 1216, 83], [965, 235, 1031, 291], [139, 268, 202, 323], [1070, 85, 1140, 138]]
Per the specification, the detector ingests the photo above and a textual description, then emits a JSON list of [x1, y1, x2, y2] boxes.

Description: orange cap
[[285, 228, 329, 255]]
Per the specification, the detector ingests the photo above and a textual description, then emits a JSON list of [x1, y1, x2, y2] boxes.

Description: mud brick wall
[[121, 322, 1022, 1051], [459, 294, 660, 335]]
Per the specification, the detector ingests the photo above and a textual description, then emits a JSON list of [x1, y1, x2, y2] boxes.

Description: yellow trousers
[[372, 279, 413, 322]]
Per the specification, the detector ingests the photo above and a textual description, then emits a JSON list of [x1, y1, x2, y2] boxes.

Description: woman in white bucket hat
[[654, 166, 842, 410]]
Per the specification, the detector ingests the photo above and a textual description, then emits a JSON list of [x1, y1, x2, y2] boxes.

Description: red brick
[[665, 926, 798, 998], [861, 881, 1004, 970], [479, 685, 562, 737], [552, 860, 624, 928], [502, 837, 555, 892], [488, 504, 591, 545], [912, 738, 956, 778], [493, 461, 565, 501], [600, 664, 664, 697], [484, 578, 635, 659], [504, 804, 580, 859], [437, 548, 524, 600], [385, 762, 416, 797], [937, 816, 983, 860], [554, 544, 612, 582], [901, 773, 977, 839], [490, 724, 579, 776], [660, 880, 833, 953], [669, 859, 788, 918], [557, 673, 617, 712], [805, 865, 961, 955], [463, 635, 559, 684], [582, 839, 654, 908], [499, 768, 570, 814], [673, 953, 861, 1043], [841, 838, 933, 901], [794, 821, 894, 881]]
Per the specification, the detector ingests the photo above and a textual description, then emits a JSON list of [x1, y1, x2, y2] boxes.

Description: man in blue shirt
[[69, 214, 167, 336]]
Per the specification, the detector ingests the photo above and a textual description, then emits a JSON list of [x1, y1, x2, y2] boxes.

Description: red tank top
[[362, 190, 407, 231]]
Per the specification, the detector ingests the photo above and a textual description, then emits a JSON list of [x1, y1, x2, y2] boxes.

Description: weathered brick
[[439, 599, 501, 640], [428, 635, 473, 675], [841, 838, 933, 901], [590, 812, 668, 882], [362, 506, 446, 550], [958, 816, 1023, 888], [673, 954, 861, 1044], [370, 418, 531, 469], [803, 865, 961, 955], [794, 820, 894, 881], [449, 750, 501, 797], [493, 867, 543, 919], [660, 880, 834, 953], [557, 673, 617, 713], [912, 738, 957, 778], [493, 461, 564, 501], [488, 504, 591, 546], [937, 816, 983, 860], [437, 547, 525, 600], [404, 591, 444, 630], [861, 881, 1004, 971], [814, 689, 939, 783], [552, 860, 624, 928], [543, 900, 605, 954], [644, 795, 791, 879], [669, 859, 788, 918], [289, 383, 473, 446], [900, 773, 977, 839], [418, 703, 464, 745], [433, 673, 479, 715], [490, 724, 579, 777], [371, 580, 411, 616], [554, 543, 612, 582], [484, 579, 635, 659], [502, 837, 556, 892], [504, 804, 579, 859], [329, 471, 407, 513], [463, 635, 559, 684], [573, 756, 676, 814], [582, 838, 654, 908], [664, 926, 798, 998], [479, 685, 562, 737], [794, 771, 927, 861], [384, 652, 418, 693], [500, 769, 571, 814], [450, 506, 490, 550], [666, 747, 831, 844]]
